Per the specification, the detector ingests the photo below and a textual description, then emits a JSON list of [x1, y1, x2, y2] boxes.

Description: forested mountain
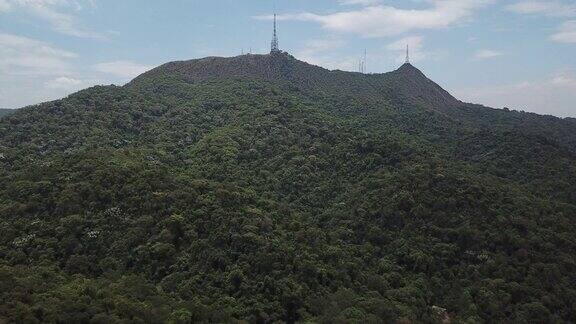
[[0, 109, 15, 119], [1, 52, 575, 323]]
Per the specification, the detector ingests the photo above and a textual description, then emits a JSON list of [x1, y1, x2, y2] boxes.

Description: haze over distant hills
[[0, 109, 15, 118], [0, 52, 575, 323]]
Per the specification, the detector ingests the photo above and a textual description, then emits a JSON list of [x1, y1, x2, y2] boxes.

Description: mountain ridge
[[1, 53, 575, 323], [127, 53, 576, 152], [131, 53, 461, 109]]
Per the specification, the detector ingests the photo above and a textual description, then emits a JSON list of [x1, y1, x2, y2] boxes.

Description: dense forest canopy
[[1, 52, 575, 323]]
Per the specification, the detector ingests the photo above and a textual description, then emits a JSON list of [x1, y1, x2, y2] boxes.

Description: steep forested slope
[[0, 52, 575, 323]]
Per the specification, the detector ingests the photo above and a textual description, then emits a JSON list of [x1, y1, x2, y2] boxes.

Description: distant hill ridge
[[0, 108, 15, 118]]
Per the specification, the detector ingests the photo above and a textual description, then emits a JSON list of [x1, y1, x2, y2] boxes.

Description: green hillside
[[1, 52, 575, 323]]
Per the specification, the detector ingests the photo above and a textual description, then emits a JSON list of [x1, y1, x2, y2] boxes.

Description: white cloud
[[0, 32, 77, 74], [0, 32, 88, 108], [299, 54, 361, 72], [386, 36, 430, 63], [297, 38, 346, 57], [454, 70, 576, 117], [338, 0, 381, 6], [295, 35, 438, 72], [257, 0, 494, 38], [0, 73, 98, 108], [1, 0, 102, 38], [473, 49, 504, 60], [294, 38, 360, 71], [45, 76, 83, 90], [551, 20, 576, 43], [26, 4, 101, 38], [551, 70, 576, 87], [387, 36, 447, 64], [507, 2, 576, 44], [0, 3, 148, 109], [0, 0, 11, 12], [93, 61, 152, 79], [506, 1, 576, 17]]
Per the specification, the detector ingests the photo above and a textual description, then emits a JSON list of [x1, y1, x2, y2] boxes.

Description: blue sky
[[0, 0, 575, 117]]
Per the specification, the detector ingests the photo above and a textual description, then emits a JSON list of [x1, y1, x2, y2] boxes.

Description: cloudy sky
[[0, 0, 575, 117]]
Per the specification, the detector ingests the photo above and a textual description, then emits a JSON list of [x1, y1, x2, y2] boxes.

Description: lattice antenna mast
[[364, 49, 367, 73], [359, 49, 367, 73], [405, 44, 410, 64], [271, 13, 279, 53]]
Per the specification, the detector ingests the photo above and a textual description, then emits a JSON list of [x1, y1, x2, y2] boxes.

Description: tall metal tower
[[271, 13, 279, 53], [359, 49, 367, 73], [363, 49, 367, 73], [405, 44, 410, 64]]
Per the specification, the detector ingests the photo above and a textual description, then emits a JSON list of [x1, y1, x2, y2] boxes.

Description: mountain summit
[[132, 52, 323, 84], [132, 53, 461, 115], [390, 63, 460, 111], [1, 54, 576, 323]]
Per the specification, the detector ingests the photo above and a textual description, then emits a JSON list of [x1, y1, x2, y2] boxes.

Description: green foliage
[[0, 54, 575, 323]]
